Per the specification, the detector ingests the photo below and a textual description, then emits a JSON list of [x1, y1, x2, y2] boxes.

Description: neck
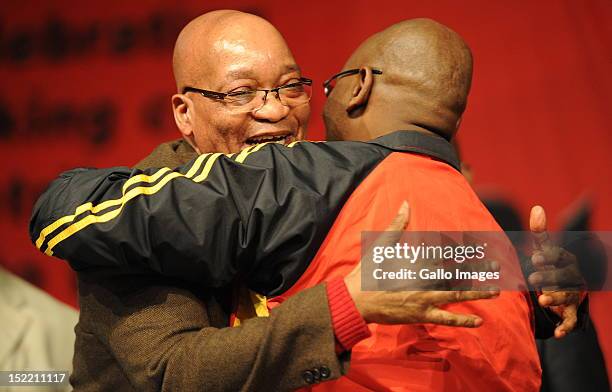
[[367, 122, 450, 141], [360, 98, 455, 140]]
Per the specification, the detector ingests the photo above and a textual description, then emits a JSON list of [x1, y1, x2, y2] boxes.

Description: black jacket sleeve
[[30, 141, 385, 295]]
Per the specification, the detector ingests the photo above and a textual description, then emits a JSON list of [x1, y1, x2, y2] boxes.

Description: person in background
[[0, 266, 78, 392]]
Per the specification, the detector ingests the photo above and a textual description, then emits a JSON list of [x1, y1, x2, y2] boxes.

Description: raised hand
[[529, 205, 584, 338]]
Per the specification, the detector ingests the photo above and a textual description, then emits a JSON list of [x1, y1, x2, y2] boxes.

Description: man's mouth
[[245, 132, 295, 146]]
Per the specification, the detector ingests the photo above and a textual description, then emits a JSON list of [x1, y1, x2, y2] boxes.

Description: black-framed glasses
[[323, 69, 383, 96], [183, 77, 313, 113]]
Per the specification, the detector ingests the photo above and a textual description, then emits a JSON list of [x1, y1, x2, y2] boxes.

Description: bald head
[[172, 10, 295, 91], [324, 18, 473, 141]]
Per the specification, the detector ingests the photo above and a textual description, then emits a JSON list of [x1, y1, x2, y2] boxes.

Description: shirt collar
[[368, 130, 461, 171]]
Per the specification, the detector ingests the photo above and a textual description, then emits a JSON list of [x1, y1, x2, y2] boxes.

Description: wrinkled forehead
[[201, 34, 299, 88]]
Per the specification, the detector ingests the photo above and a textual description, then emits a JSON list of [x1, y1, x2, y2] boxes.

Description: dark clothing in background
[[485, 199, 610, 392], [538, 321, 610, 392]]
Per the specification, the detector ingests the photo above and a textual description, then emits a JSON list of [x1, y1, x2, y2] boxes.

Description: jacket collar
[[135, 139, 198, 170], [368, 130, 461, 171]]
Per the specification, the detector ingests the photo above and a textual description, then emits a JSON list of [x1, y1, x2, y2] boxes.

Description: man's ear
[[346, 66, 375, 114], [172, 94, 197, 144]]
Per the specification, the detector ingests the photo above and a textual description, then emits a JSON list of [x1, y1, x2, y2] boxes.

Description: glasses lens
[[225, 90, 265, 113], [279, 82, 312, 106], [225, 90, 258, 106], [227, 81, 313, 113]]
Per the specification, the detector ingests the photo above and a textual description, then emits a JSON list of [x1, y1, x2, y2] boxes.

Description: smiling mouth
[[245, 133, 294, 146]]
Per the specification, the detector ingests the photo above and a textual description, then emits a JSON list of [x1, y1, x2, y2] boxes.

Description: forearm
[[30, 155, 246, 286]]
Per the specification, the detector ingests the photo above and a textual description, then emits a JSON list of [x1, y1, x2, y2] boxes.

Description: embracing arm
[[30, 141, 384, 294]]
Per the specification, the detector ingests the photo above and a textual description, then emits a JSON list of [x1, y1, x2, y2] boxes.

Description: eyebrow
[[224, 64, 301, 80], [284, 64, 301, 74]]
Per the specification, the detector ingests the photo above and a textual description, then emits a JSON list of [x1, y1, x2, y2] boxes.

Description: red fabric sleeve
[[326, 278, 371, 352]]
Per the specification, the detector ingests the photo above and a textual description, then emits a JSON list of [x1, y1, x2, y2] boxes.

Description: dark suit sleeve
[[29, 142, 384, 295], [91, 277, 349, 392]]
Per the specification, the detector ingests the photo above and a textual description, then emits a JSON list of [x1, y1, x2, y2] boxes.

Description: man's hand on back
[[345, 201, 500, 328]]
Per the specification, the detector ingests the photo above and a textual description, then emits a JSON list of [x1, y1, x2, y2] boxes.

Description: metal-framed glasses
[[323, 69, 383, 96], [183, 77, 313, 113]]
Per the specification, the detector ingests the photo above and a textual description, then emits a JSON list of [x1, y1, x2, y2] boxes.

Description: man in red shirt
[[275, 19, 540, 390]]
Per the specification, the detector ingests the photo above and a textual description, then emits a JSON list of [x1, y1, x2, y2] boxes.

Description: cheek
[[293, 105, 311, 136], [323, 100, 340, 133], [201, 112, 256, 153], [194, 106, 241, 139], [227, 113, 255, 141], [191, 108, 215, 143], [323, 86, 349, 125], [189, 105, 235, 150]]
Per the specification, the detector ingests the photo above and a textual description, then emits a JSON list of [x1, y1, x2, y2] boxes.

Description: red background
[[1, 0, 610, 374]]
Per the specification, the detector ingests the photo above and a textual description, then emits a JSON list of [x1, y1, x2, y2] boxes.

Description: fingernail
[[473, 317, 483, 327]]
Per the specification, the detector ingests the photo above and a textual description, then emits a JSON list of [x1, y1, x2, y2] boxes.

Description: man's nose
[[251, 91, 290, 122]]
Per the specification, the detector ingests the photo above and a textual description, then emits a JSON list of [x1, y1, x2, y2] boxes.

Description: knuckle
[[550, 246, 562, 261], [441, 315, 454, 326], [453, 291, 462, 302]]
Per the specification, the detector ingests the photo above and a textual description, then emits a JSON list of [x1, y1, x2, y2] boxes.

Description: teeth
[[247, 135, 289, 145]]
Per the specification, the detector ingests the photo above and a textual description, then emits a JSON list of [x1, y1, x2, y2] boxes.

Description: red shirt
[[271, 152, 541, 392]]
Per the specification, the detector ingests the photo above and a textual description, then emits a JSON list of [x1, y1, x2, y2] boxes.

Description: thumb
[[375, 201, 411, 247], [530, 205, 550, 250], [389, 201, 410, 231]]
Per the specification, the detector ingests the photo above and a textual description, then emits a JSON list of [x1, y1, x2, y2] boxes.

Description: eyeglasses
[[183, 78, 313, 113], [323, 69, 383, 96]]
